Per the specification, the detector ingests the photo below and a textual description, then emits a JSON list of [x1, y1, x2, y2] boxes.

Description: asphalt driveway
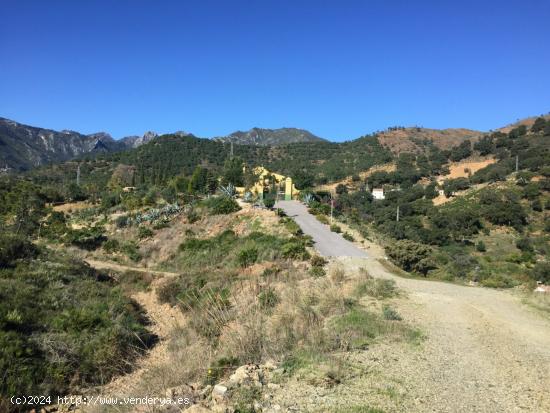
[[275, 200, 368, 258]]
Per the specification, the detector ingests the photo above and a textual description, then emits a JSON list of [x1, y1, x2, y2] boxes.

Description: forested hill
[[214, 127, 327, 146]]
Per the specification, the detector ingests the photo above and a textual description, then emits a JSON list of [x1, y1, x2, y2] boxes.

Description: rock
[[267, 383, 280, 390], [165, 383, 195, 400], [212, 384, 229, 403]]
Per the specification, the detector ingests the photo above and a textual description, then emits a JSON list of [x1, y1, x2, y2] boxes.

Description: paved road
[[275, 200, 368, 257]]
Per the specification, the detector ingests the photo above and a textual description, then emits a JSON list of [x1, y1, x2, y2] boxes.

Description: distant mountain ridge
[[0, 117, 159, 171], [214, 127, 327, 146]]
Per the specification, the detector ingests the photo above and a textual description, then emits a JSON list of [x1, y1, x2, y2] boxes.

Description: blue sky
[[1, 0, 549, 141]]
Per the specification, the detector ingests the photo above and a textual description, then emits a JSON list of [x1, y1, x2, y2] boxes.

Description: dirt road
[[275, 200, 368, 258], [275, 202, 550, 412]]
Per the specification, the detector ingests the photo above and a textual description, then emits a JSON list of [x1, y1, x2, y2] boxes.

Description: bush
[[115, 215, 129, 228], [66, 226, 106, 250], [330, 224, 342, 233], [282, 240, 310, 260], [103, 238, 120, 253], [343, 232, 355, 242], [382, 305, 402, 321], [386, 240, 435, 275], [476, 240, 486, 252], [516, 237, 533, 252], [310, 266, 326, 278], [532, 262, 550, 284], [263, 196, 275, 209], [138, 226, 154, 239], [238, 247, 258, 268], [310, 255, 328, 267], [121, 241, 141, 262], [0, 252, 152, 405], [0, 235, 38, 268], [258, 287, 279, 310], [205, 196, 241, 215]]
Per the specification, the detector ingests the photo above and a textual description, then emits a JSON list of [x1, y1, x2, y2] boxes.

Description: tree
[[221, 157, 244, 186], [335, 184, 348, 195], [509, 125, 527, 139], [385, 240, 435, 275], [531, 117, 546, 133]]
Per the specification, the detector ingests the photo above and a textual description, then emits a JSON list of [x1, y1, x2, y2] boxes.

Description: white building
[[372, 188, 385, 200]]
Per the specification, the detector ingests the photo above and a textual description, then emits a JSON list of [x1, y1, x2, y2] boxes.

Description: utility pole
[[396, 205, 400, 222], [230, 141, 234, 159], [515, 155, 519, 173], [76, 163, 81, 186]]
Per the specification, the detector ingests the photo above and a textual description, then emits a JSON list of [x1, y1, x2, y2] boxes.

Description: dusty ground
[[267, 207, 550, 412], [83, 260, 185, 402]]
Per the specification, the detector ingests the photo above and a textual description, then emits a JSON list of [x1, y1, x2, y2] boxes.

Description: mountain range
[[1, 114, 548, 172]]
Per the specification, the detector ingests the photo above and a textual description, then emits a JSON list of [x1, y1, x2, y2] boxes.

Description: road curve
[[275, 200, 368, 258]]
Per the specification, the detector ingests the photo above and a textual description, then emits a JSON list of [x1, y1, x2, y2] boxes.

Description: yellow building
[[236, 166, 299, 201]]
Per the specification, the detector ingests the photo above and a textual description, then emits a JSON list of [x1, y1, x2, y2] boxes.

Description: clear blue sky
[[1, 0, 549, 141]]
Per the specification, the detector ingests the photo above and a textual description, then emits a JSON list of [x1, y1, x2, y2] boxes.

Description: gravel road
[[275, 200, 368, 258], [271, 202, 550, 412]]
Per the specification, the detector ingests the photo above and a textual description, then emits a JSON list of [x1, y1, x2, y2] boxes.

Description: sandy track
[[341, 257, 550, 412], [274, 203, 550, 411]]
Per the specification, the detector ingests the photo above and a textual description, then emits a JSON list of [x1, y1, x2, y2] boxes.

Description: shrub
[[386, 240, 435, 275], [382, 305, 402, 321], [330, 224, 342, 233], [122, 241, 141, 262], [532, 262, 550, 284], [115, 215, 129, 228], [103, 238, 120, 253], [258, 287, 279, 310], [476, 240, 486, 252], [310, 266, 326, 278], [238, 247, 258, 268], [205, 196, 241, 215], [316, 214, 330, 225], [66, 226, 106, 250], [310, 255, 328, 267], [516, 237, 533, 252], [282, 240, 310, 260], [263, 196, 275, 209], [343, 232, 355, 242], [138, 226, 154, 239], [0, 235, 38, 268]]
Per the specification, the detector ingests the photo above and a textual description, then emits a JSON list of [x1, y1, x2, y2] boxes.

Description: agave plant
[[219, 183, 237, 198], [303, 193, 314, 206], [243, 191, 253, 203]]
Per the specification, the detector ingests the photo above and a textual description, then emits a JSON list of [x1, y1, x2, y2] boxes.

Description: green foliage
[[263, 196, 275, 209], [281, 239, 311, 260], [310, 255, 328, 267], [102, 238, 120, 253], [382, 305, 402, 321], [0, 235, 38, 268], [0, 250, 151, 402], [138, 226, 154, 239], [531, 117, 546, 132], [258, 287, 279, 310], [204, 196, 241, 215], [221, 157, 245, 186], [343, 232, 355, 241], [330, 224, 342, 233], [476, 240, 486, 252], [532, 262, 550, 283], [238, 247, 258, 267], [386, 240, 435, 275], [121, 241, 141, 262], [66, 225, 106, 250]]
